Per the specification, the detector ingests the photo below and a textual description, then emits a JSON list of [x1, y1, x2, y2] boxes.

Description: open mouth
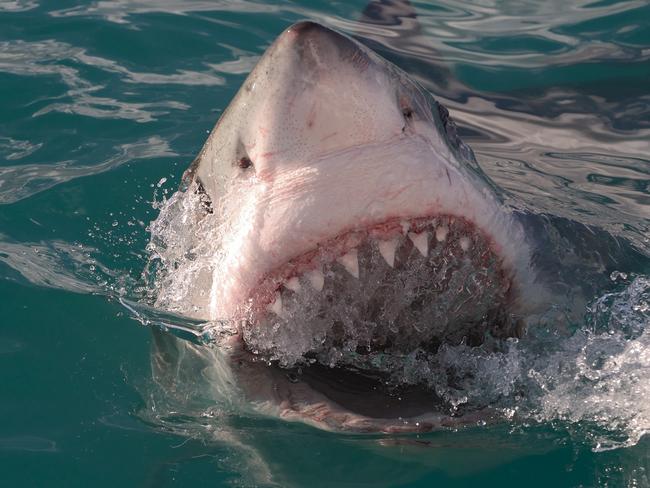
[[281, 361, 451, 424], [241, 215, 518, 371]]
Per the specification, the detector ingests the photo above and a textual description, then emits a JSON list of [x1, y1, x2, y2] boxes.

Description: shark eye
[[238, 156, 253, 170]]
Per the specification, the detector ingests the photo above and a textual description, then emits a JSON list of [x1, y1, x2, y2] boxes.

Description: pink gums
[[244, 214, 512, 321]]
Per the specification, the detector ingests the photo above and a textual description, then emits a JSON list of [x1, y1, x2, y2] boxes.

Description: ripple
[[0, 337, 23, 355], [429, 93, 650, 253], [0, 137, 42, 161], [32, 97, 188, 123], [0, 39, 226, 86], [207, 53, 260, 75], [0, 0, 37, 12], [0, 237, 101, 293], [49, 0, 281, 23], [0, 436, 58, 453], [0, 136, 175, 204], [325, 0, 650, 71], [0, 38, 227, 123]]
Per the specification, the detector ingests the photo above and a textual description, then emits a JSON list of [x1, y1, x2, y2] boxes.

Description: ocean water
[[1, 1, 649, 487]]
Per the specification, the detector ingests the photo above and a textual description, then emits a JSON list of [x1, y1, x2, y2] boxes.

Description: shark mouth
[[241, 215, 518, 371]]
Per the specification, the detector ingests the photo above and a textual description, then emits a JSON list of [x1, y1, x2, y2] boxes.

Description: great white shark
[[148, 20, 645, 433]]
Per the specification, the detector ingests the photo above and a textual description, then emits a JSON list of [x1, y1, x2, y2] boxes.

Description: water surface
[[1, 1, 649, 486]]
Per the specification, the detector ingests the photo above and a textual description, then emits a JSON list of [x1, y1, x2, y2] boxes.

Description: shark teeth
[[268, 292, 284, 317], [378, 237, 399, 267], [306, 269, 324, 291], [285, 276, 301, 292], [408, 231, 429, 257], [459, 237, 471, 251], [337, 249, 359, 278], [257, 216, 496, 323]]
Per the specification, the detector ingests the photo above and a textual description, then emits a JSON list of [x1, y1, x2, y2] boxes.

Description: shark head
[[149, 21, 543, 432], [178, 20, 535, 377], [192, 20, 439, 201]]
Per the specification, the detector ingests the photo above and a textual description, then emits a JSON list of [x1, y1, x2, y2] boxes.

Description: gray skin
[[150, 21, 648, 435]]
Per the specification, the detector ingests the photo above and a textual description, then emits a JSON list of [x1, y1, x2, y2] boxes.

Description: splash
[[145, 177, 254, 322], [382, 276, 650, 451], [530, 276, 650, 451], [146, 182, 649, 450]]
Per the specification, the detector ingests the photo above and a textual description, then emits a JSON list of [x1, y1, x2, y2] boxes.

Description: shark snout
[[279, 21, 373, 75]]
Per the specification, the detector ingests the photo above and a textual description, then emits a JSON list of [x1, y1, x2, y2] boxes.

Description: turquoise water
[[1, 1, 649, 486]]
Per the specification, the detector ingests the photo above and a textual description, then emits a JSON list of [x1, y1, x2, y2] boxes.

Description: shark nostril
[[238, 156, 254, 170], [401, 107, 414, 133]]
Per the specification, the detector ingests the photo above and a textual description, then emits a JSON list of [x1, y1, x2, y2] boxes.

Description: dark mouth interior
[[284, 362, 446, 419]]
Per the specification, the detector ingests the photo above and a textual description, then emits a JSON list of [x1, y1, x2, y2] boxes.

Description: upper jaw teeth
[[377, 237, 400, 268], [408, 231, 429, 257], [285, 276, 301, 292], [459, 236, 471, 251], [264, 217, 479, 318], [305, 269, 324, 291], [435, 226, 448, 242], [273, 230, 435, 302], [337, 249, 359, 278], [268, 292, 284, 317]]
